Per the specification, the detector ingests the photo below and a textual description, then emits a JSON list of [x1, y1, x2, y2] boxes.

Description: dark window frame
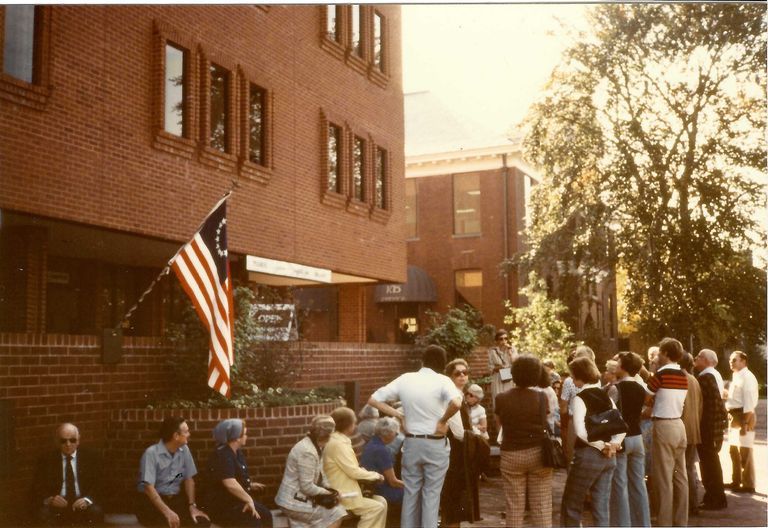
[[0, 5, 52, 109]]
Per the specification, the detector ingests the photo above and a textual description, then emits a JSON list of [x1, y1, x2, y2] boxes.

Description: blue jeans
[[400, 436, 450, 528], [640, 419, 653, 476], [561, 446, 616, 527], [610, 434, 651, 527]]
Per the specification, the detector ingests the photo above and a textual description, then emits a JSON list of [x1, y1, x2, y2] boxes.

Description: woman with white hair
[[275, 415, 347, 528], [356, 404, 380, 443], [360, 417, 404, 506], [204, 419, 272, 527]]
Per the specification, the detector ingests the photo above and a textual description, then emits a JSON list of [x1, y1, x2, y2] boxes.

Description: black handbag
[[312, 488, 340, 509], [541, 429, 567, 468], [586, 408, 628, 441]]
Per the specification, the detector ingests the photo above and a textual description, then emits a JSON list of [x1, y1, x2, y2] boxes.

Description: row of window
[[321, 5, 389, 87]]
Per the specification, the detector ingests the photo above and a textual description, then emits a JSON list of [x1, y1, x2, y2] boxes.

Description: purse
[[586, 408, 628, 441], [541, 429, 567, 469], [312, 488, 340, 509]]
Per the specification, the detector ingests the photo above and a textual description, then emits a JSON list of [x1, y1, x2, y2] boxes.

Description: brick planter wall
[[105, 403, 340, 512]]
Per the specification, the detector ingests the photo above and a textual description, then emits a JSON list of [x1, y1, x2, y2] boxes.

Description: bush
[[148, 386, 345, 409], [417, 305, 481, 361]]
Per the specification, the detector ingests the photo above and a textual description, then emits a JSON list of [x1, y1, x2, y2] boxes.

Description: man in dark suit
[[30, 423, 104, 526], [695, 350, 728, 510]]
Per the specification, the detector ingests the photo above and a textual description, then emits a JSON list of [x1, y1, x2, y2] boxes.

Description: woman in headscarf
[[275, 415, 347, 528], [204, 419, 273, 527]]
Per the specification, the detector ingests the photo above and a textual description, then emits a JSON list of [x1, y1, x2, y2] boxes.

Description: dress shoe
[[699, 502, 727, 510], [724, 482, 738, 489]]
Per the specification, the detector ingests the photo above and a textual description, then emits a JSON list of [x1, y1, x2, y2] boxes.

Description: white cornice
[[406, 142, 539, 181]]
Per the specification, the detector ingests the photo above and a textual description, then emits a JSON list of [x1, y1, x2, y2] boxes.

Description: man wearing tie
[[31, 423, 104, 526]]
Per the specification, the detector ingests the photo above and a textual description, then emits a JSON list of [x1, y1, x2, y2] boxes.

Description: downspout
[[502, 154, 510, 301]]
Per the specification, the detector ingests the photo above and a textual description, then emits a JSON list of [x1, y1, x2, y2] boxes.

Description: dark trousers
[[134, 493, 211, 527], [697, 441, 727, 507], [35, 502, 104, 527], [210, 502, 272, 528]]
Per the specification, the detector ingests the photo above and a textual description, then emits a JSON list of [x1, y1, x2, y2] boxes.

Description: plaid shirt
[[698, 371, 727, 443]]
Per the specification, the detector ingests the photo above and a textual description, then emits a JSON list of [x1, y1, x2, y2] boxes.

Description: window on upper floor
[[326, 5, 341, 43], [405, 178, 417, 239], [352, 135, 366, 202], [374, 147, 387, 210], [164, 43, 187, 137], [455, 269, 483, 311], [453, 173, 481, 235], [209, 63, 230, 153], [373, 11, 385, 72], [327, 123, 342, 194], [3, 5, 35, 83], [248, 83, 266, 165], [351, 5, 362, 58]]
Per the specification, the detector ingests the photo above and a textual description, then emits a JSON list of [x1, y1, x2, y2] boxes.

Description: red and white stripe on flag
[[170, 198, 235, 398]]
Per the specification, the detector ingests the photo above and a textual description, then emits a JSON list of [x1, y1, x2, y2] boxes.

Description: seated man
[[30, 423, 104, 526], [135, 417, 210, 528]]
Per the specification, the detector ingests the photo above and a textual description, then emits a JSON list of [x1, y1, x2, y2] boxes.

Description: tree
[[522, 4, 767, 354], [417, 305, 481, 362], [505, 272, 577, 371]]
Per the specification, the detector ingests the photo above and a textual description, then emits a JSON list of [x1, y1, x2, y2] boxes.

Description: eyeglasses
[[59, 438, 78, 444], [452, 370, 469, 377]]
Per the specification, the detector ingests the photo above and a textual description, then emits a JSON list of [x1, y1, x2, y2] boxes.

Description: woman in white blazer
[[275, 415, 347, 528]]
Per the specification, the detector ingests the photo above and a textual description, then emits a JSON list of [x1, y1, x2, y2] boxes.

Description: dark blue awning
[[374, 265, 437, 303]]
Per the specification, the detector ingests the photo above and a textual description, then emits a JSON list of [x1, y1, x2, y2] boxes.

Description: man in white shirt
[[725, 351, 759, 494], [368, 345, 463, 528]]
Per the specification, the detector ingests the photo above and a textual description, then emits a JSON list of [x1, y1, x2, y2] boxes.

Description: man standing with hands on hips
[[368, 345, 463, 528], [725, 351, 759, 494]]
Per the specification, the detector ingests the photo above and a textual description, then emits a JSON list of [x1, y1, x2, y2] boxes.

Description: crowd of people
[[28, 338, 758, 528]]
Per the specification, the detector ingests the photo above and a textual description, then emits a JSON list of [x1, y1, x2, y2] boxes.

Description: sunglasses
[[59, 438, 78, 444], [452, 370, 469, 377]]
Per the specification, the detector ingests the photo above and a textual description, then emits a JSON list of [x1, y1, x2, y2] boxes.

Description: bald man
[[30, 423, 104, 526]]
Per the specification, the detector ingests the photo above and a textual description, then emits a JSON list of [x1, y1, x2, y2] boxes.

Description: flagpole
[[115, 185, 236, 330]]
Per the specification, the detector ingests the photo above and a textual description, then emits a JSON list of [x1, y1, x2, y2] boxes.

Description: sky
[[402, 4, 592, 139]]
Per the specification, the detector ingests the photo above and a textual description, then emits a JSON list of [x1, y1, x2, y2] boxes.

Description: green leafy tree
[[417, 305, 481, 362], [522, 4, 767, 355], [505, 272, 577, 371]]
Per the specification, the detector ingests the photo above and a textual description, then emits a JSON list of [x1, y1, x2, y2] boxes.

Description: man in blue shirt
[[135, 417, 210, 528]]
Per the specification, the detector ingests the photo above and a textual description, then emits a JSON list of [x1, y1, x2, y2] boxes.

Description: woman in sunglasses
[[439, 358, 481, 527], [488, 330, 518, 412]]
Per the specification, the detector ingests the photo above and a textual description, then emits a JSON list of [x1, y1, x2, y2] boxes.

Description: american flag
[[170, 197, 235, 397]]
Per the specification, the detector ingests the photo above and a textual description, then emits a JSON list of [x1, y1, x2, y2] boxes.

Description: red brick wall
[[0, 5, 406, 285], [105, 403, 340, 512], [0, 333, 174, 522], [406, 167, 527, 330]]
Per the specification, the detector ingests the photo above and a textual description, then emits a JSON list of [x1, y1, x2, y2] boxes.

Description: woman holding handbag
[[495, 355, 553, 528], [488, 330, 518, 411], [560, 357, 627, 527], [275, 415, 347, 528]]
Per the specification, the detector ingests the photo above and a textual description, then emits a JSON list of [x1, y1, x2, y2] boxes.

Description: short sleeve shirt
[[560, 377, 581, 414], [137, 441, 198, 494]]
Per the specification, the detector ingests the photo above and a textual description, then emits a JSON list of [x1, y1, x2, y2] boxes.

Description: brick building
[[0, 4, 406, 520], [402, 92, 618, 356]]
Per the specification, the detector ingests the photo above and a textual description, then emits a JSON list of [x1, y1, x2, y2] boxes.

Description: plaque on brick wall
[[249, 304, 299, 341], [102, 328, 123, 364]]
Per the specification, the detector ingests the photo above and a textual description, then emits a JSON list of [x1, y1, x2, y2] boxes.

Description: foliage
[[147, 386, 344, 410], [505, 272, 577, 371], [522, 4, 767, 353], [417, 305, 481, 361], [163, 285, 302, 404]]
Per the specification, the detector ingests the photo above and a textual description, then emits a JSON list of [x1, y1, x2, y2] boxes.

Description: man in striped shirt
[[646, 338, 689, 527]]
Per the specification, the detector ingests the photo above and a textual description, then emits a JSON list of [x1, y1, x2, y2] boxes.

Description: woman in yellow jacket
[[323, 407, 387, 528]]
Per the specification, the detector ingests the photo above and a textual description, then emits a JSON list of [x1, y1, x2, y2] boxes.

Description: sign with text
[[246, 255, 332, 283], [249, 303, 299, 341]]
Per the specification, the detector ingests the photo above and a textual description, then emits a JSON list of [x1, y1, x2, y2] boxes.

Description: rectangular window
[[209, 63, 229, 152], [375, 147, 386, 209], [351, 5, 362, 57], [3, 5, 36, 83], [453, 173, 481, 235], [326, 5, 340, 42], [164, 43, 186, 137], [455, 270, 483, 311], [405, 178, 417, 239], [248, 83, 266, 165], [353, 136, 365, 201], [373, 12, 384, 71], [327, 123, 341, 193]]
